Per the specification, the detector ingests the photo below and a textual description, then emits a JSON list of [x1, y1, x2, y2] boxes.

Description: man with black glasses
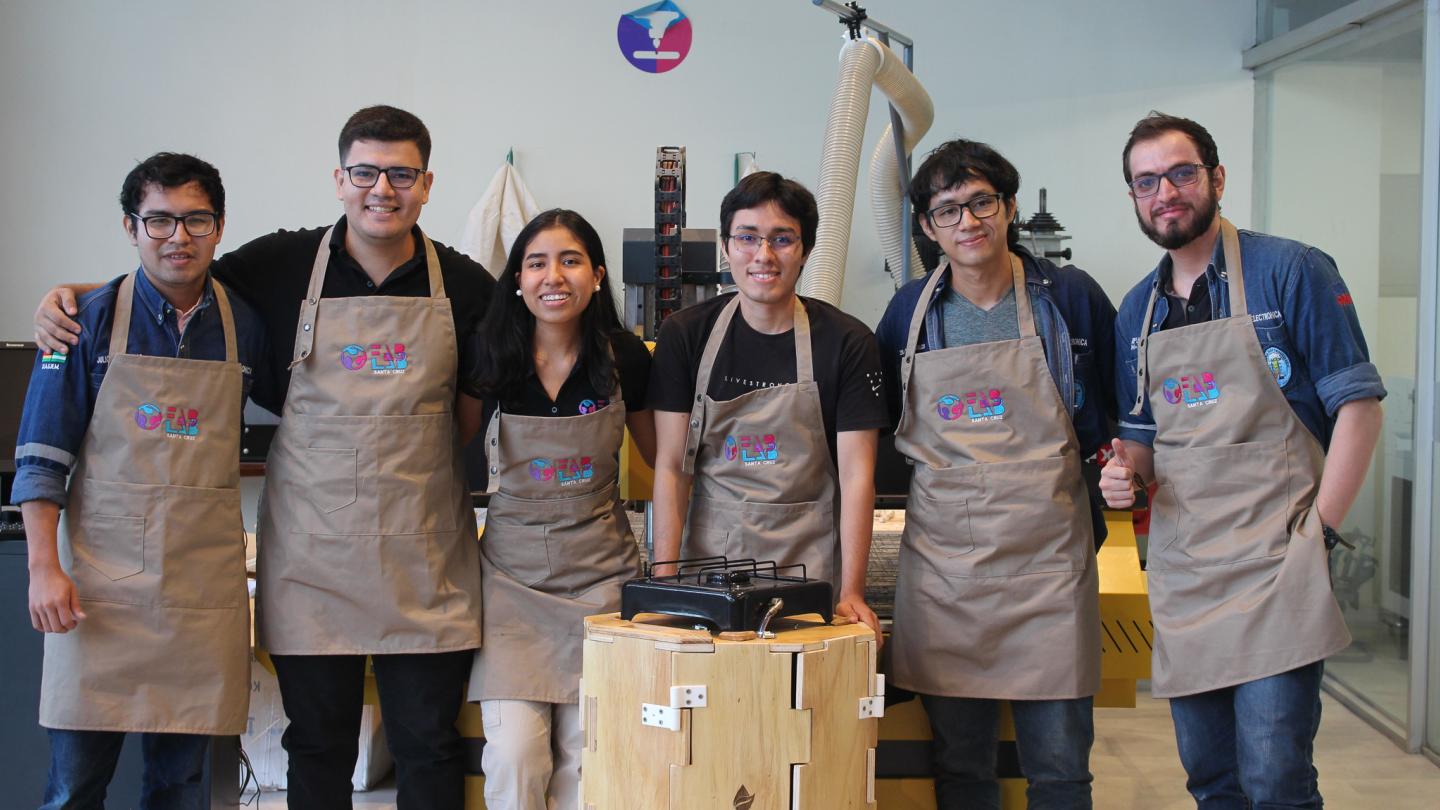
[[1102, 112, 1384, 807], [875, 139, 1116, 809], [33, 106, 494, 810], [17, 152, 266, 809], [647, 171, 887, 640]]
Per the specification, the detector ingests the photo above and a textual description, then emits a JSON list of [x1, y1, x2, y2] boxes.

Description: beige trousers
[[480, 699, 583, 810]]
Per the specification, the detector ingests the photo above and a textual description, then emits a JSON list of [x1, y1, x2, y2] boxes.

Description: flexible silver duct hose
[[800, 38, 881, 306], [868, 47, 933, 287]]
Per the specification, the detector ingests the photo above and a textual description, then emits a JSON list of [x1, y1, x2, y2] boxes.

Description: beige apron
[[468, 376, 639, 704], [680, 296, 839, 584], [1131, 218, 1349, 698], [888, 257, 1100, 700], [41, 272, 249, 734], [255, 227, 481, 655]]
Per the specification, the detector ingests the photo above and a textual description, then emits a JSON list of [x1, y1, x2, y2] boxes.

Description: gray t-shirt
[[939, 286, 1024, 348]]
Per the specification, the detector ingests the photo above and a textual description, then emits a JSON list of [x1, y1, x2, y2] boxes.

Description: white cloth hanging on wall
[[460, 162, 541, 278]]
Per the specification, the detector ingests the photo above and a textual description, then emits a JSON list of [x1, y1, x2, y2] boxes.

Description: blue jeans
[[920, 694, 1094, 810], [1169, 661, 1325, 809], [40, 729, 208, 810]]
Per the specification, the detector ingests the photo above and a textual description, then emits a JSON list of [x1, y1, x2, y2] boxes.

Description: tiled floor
[[249, 686, 1438, 808]]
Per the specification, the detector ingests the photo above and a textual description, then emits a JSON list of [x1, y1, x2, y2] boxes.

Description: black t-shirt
[[648, 294, 889, 458], [212, 217, 494, 415], [501, 331, 652, 417]]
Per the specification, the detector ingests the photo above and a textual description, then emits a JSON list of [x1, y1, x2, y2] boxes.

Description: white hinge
[[669, 684, 707, 708], [858, 673, 886, 719], [640, 702, 681, 730], [641, 684, 708, 731]]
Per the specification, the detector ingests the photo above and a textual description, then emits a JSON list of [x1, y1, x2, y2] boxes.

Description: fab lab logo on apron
[[936, 389, 1007, 423], [340, 342, 408, 375], [723, 433, 779, 466], [135, 403, 200, 439], [617, 1, 692, 73], [530, 457, 594, 487], [1162, 373, 1221, 407]]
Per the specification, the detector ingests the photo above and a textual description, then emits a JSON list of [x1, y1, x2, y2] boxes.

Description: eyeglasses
[[130, 212, 219, 239], [1128, 163, 1211, 198], [343, 164, 424, 189], [925, 193, 1002, 229], [725, 232, 802, 253]]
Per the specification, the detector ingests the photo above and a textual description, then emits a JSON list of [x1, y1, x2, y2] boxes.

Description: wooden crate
[[581, 612, 881, 810]]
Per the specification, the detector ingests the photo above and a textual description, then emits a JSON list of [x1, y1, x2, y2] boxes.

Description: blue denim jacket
[[12, 270, 268, 507], [876, 247, 1119, 459], [876, 248, 1119, 545], [1114, 228, 1386, 450]]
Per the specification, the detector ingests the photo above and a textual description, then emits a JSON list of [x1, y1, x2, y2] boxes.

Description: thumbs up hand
[[1100, 438, 1140, 509]]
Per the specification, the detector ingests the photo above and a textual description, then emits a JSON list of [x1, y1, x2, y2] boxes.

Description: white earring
[[594, 283, 602, 292], [514, 289, 523, 297]]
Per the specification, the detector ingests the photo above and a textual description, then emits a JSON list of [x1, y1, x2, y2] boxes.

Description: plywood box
[[581, 612, 881, 810]]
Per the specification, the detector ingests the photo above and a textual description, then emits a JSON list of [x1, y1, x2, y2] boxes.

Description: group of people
[[15, 103, 1383, 810]]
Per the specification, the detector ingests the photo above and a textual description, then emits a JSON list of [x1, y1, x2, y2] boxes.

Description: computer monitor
[[0, 342, 38, 478]]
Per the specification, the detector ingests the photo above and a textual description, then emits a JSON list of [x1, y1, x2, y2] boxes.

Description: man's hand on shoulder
[[34, 284, 92, 354]]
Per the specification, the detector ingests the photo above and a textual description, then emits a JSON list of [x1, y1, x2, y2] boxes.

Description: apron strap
[[1128, 219, 1247, 417], [109, 272, 138, 357], [1218, 217, 1246, 317], [899, 260, 950, 403], [211, 280, 239, 364], [483, 407, 502, 495], [422, 234, 445, 299], [1011, 254, 1037, 339], [680, 296, 812, 474], [290, 226, 334, 370]]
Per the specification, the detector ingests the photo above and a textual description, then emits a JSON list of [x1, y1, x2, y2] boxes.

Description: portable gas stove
[[620, 556, 833, 634]]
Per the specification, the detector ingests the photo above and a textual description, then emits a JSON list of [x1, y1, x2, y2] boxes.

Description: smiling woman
[[464, 208, 654, 810]]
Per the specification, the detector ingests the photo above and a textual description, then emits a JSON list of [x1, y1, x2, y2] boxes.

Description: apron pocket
[[904, 464, 981, 576], [687, 496, 835, 582], [482, 523, 552, 587], [974, 455, 1090, 576], [375, 413, 458, 536], [156, 486, 247, 609], [1151, 439, 1291, 570], [72, 513, 145, 582], [302, 447, 359, 514]]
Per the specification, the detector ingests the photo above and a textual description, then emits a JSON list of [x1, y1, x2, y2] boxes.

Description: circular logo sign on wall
[[618, 1, 692, 74]]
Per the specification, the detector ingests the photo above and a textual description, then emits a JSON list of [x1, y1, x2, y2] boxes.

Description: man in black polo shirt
[[34, 106, 493, 810]]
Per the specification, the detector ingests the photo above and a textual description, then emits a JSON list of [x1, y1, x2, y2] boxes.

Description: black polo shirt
[[1161, 269, 1212, 330], [212, 216, 494, 415], [500, 331, 651, 417]]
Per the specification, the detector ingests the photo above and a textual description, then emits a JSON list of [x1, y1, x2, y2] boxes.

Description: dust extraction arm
[[801, 29, 933, 305]]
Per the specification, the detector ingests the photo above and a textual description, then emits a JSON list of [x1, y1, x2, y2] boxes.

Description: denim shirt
[[12, 270, 268, 507], [876, 247, 1119, 460], [1114, 228, 1386, 450]]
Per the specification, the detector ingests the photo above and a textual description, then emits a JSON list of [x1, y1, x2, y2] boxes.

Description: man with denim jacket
[[1101, 112, 1385, 807], [876, 139, 1117, 809]]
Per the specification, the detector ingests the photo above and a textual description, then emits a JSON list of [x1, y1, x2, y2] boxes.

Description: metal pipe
[[811, 0, 913, 47]]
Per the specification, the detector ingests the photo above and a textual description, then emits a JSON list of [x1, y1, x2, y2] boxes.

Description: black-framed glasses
[[130, 212, 219, 240], [926, 193, 1002, 229], [725, 232, 802, 253], [1129, 163, 1211, 198], [343, 164, 424, 189]]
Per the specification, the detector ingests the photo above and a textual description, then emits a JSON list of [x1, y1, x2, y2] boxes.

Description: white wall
[[0, 0, 1255, 335]]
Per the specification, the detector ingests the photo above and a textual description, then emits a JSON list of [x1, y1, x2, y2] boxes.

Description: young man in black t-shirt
[[648, 172, 888, 638]]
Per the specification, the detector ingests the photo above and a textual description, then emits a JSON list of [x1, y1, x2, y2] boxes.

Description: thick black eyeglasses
[[1129, 163, 1212, 198], [926, 193, 1002, 229], [343, 164, 424, 189], [130, 212, 219, 239]]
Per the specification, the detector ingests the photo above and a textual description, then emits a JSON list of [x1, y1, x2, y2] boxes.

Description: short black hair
[[338, 105, 432, 168], [119, 152, 225, 220], [908, 139, 1021, 247], [1122, 111, 1219, 184], [719, 172, 819, 254]]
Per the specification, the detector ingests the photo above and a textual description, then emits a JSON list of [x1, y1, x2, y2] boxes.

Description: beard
[[1135, 187, 1219, 250]]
